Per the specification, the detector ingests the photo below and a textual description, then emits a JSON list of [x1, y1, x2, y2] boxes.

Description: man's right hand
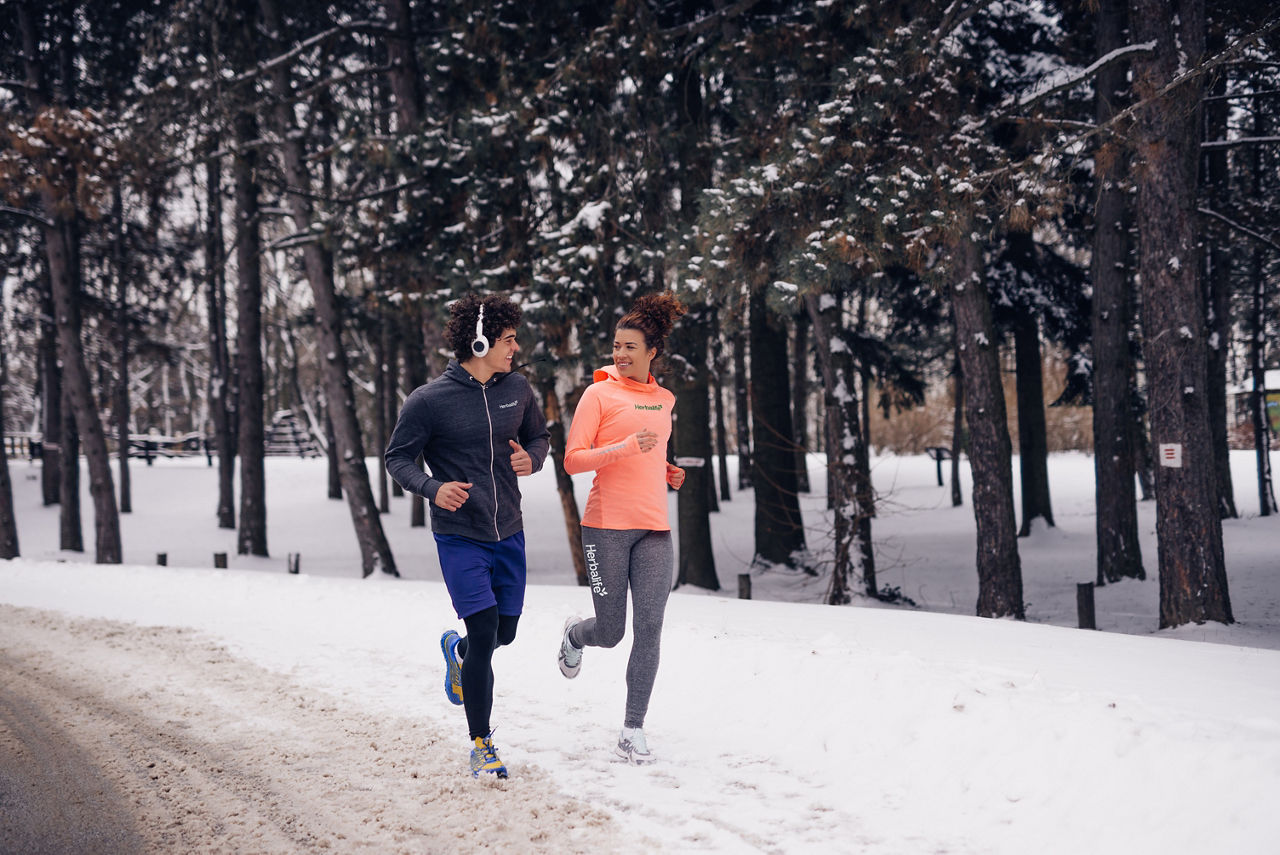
[[434, 481, 473, 511]]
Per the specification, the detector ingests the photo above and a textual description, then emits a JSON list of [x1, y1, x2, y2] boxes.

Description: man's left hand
[[509, 439, 533, 476]]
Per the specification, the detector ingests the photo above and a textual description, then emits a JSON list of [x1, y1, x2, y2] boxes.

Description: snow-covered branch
[[1201, 136, 1280, 151], [229, 20, 383, 86], [0, 205, 54, 229], [1198, 207, 1280, 253], [1012, 42, 1157, 110], [657, 0, 766, 38]]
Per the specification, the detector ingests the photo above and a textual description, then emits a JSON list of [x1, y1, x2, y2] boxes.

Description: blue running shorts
[[433, 531, 527, 619]]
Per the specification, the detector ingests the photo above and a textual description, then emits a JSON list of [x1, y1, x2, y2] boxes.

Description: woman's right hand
[[635, 429, 659, 453]]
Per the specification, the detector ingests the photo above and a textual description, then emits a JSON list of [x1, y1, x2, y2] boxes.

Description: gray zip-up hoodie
[[384, 360, 550, 542]]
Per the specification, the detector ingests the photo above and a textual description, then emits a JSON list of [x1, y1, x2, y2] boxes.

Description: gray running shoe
[[558, 616, 583, 678], [616, 727, 654, 765]]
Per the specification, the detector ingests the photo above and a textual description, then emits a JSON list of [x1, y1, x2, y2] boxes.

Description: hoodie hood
[[593, 364, 659, 391]]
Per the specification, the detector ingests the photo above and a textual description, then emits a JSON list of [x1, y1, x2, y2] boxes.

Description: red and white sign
[[1158, 443, 1183, 468]]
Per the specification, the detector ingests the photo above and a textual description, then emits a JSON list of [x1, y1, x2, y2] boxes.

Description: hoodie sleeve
[[384, 390, 444, 501], [563, 385, 641, 475], [519, 384, 551, 473]]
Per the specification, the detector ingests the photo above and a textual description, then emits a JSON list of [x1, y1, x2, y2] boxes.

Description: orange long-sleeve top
[[563, 365, 676, 531]]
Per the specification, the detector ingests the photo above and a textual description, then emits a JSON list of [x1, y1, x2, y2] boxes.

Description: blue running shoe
[[440, 630, 463, 706], [470, 733, 508, 778]]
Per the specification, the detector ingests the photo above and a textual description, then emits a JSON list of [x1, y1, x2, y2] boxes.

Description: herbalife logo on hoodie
[[634, 403, 664, 411], [585, 544, 608, 596]]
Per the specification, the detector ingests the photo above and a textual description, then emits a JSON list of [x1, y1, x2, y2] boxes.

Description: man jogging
[[385, 293, 550, 779]]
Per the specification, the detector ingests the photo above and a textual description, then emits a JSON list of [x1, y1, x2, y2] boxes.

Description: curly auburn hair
[[616, 291, 687, 359], [445, 294, 523, 363]]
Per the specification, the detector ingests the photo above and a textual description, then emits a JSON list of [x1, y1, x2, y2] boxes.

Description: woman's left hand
[[666, 463, 685, 490]]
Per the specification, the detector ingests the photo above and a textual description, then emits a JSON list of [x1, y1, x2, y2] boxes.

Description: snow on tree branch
[[1198, 207, 1280, 253], [1011, 42, 1157, 110]]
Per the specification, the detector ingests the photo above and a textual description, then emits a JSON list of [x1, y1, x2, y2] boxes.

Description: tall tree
[[1129, 0, 1232, 627], [749, 288, 806, 567], [229, 0, 267, 557], [1089, 0, 1145, 584], [258, 0, 396, 576], [16, 1, 121, 563]]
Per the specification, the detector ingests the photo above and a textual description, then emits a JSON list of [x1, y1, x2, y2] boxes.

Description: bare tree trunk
[[112, 186, 132, 514], [792, 312, 811, 493], [260, 0, 396, 576], [401, 305, 428, 527], [1202, 20, 1236, 520], [1130, 0, 1232, 627], [540, 382, 587, 585], [1247, 86, 1276, 517], [0, 281, 20, 558], [231, 87, 267, 558], [1013, 307, 1053, 535], [375, 311, 390, 514], [806, 291, 875, 603], [948, 216, 1023, 619], [18, 2, 119, 562], [205, 142, 236, 529], [749, 289, 806, 567], [1090, 0, 1145, 583], [733, 335, 752, 490], [670, 307, 719, 591], [38, 273, 61, 507], [713, 348, 732, 502], [950, 351, 963, 507], [1249, 248, 1275, 515], [59, 384, 81, 552]]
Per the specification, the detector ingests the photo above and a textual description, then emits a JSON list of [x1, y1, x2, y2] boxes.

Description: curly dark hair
[[445, 294, 523, 363], [616, 292, 687, 359]]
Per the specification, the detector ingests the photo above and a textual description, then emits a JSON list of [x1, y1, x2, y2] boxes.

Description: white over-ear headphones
[[471, 304, 490, 358]]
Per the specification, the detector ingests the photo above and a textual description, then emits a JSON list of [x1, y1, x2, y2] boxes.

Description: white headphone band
[[471, 303, 490, 357]]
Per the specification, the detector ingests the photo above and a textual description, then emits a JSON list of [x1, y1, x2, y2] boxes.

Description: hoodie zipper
[[478, 379, 500, 539]]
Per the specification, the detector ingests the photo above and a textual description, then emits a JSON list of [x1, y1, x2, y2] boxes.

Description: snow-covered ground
[[1, 451, 1278, 853]]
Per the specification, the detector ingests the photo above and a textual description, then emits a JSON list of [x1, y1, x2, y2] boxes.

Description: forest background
[[0, 0, 1277, 632]]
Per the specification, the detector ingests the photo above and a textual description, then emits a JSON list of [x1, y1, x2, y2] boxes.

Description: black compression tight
[[456, 606, 520, 739]]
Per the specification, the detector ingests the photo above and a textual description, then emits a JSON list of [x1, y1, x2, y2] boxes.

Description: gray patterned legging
[[569, 527, 673, 729]]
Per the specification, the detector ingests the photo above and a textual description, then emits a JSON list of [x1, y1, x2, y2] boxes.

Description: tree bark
[[112, 186, 132, 514], [806, 291, 875, 602], [733, 335, 752, 489], [792, 311, 811, 493], [0, 280, 20, 558], [670, 307, 719, 591], [749, 289, 806, 567], [230, 49, 267, 557], [18, 2, 121, 563], [1129, 0, 1232, 627], [260, 0, 396, 576], [1202, 20, 1236, 520], [948, 216, 1023, 619], [1013, 307, 1053, 535], [1247, 86, 1276, 516], [713, 348, 732, 503], [38, 273, 62, 507], [205, 141, 236, 529], [950, 352, 964, 507], [59, 384, 82, 552], [540, 382, 587, 585], [1090, 0, 1145, 582]]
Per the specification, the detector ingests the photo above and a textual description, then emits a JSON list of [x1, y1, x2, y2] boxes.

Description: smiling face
[[480, 328, 520, 375], [613, 327, 656, 382]]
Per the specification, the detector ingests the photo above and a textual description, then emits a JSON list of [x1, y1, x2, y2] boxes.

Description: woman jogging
[[557, 291, 687, 765]]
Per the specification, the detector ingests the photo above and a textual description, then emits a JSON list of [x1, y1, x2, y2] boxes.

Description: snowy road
[[0, 605, 631, 854]]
